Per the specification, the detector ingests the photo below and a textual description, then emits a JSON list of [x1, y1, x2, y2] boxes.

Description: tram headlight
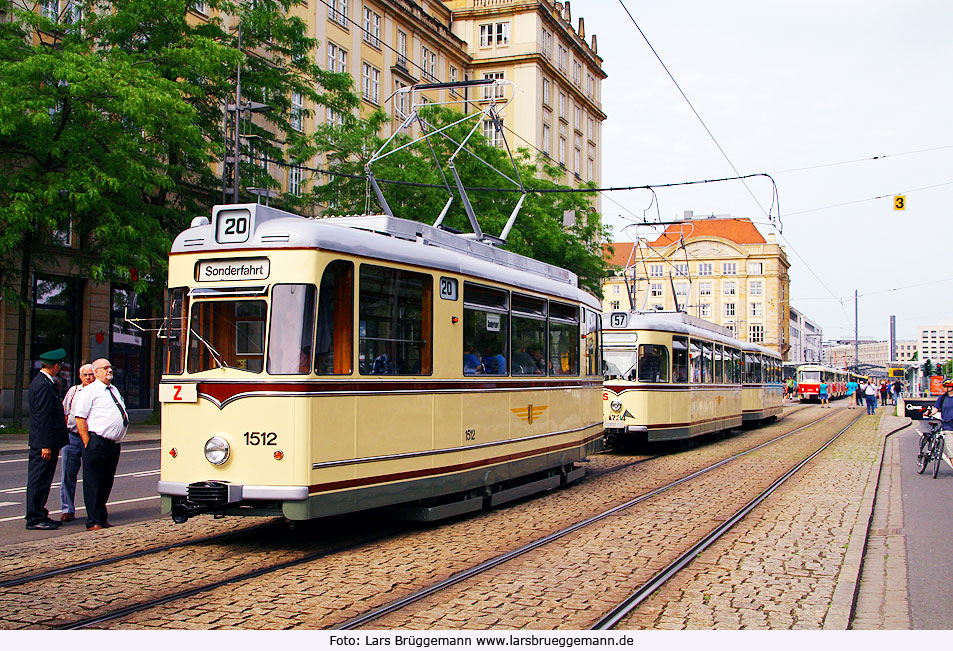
[[204, 436, 230, 465], [610, 400, 623, 412]]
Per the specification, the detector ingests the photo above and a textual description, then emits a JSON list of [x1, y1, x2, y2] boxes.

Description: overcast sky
[[582, 1, 953, 343]]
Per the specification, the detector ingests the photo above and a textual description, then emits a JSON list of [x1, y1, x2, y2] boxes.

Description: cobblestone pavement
[[361, 409, 859, 629], [0, 403, 828, 630], [608, 412, 883, 630], [851, 420, 910, 629]]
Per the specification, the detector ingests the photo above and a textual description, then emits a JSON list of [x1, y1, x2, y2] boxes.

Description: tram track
[[3, 406, 833, 630], [332, 408, 844, 629]]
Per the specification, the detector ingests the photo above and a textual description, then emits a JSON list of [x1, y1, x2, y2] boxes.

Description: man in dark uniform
[[25, 348, 69, 530]]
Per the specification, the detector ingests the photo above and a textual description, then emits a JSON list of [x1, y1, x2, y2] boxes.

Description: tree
[[305, 104, 609, 294], [0, 0, 358, 422]]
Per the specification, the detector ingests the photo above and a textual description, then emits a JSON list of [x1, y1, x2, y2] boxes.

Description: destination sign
[[196, 258, 270, 282]]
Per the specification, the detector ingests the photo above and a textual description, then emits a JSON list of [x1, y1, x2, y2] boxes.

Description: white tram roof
[[602, 311, 782, 359], [173, 204, 600, 310]]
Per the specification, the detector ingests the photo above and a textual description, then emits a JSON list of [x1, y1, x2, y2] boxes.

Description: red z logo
[[173, 385, 183, 401]]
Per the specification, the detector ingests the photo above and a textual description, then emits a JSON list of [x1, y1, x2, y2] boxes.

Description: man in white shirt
[[59, 364, 95, 523], [74, 358, 129, 531]]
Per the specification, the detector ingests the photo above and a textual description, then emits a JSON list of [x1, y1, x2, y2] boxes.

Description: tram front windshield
[[799, 370, 820, 382], [603, 349, 637, 380], [188, 299, 267, 373]]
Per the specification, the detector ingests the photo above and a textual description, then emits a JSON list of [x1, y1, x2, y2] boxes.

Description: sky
[[582, 1, 953, 342]]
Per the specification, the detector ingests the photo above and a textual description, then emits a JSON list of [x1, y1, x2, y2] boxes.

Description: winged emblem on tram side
[[512, 404, 549, 424]]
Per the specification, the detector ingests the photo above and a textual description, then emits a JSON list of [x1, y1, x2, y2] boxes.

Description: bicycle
[[916, 417, 945, 479]]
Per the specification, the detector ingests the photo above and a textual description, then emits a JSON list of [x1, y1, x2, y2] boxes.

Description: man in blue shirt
[[930, 379, 953, 468], [845, 378, 859, 410]]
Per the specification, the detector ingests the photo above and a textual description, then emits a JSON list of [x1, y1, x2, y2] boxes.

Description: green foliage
[[305, 105, 609, 294], [0, 0, 358, 299]]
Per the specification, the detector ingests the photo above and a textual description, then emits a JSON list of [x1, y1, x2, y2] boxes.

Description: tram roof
[[602, 311, 782, 359], [172, 204, 600, 309]]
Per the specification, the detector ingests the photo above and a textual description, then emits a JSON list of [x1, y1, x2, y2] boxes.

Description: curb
[[823, 411, 911, 629], [0, 437, 161, 457]]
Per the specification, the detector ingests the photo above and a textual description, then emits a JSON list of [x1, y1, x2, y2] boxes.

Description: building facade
[[918, 324, 953, 364], [602, 214, 792, 358], [788, 307, 823, 364]]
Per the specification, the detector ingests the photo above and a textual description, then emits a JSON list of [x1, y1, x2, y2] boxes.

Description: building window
[[699, 281, 712, 296], [750, 280, 763, 296], [479, 21, 510, 47], [329, 0, 349, 27], [288, 164, 302, 196], [651, 283, 663, 297], [290, 92, 303, 131], [542, 78, 551, 106], [559, 93, 566, 120], [573, 105, 582, 131], [723, 281, 736, 296], [558, 137, 566, 165], [649, 264, 663, 277], [610, 300, 620, 310], [542, 29, 552, 58], [751, 302, 762, 317], [542, 123, 550, 155], [587, 157, 593, 181], [483, 71, 505, 99], [700, 304, 711, 318], [749, 325, 764, 343], [748, 262, 763, 275], [573, 148, 581, 177], [483, 118, 503, 147], [723, 262, 737, 275], [449, 66, 457, 84], [393, 80, 407, 116], [420, 46, 437, 82], [573, 61, 582, 85], [558, 45, 567, 71], [362, 62, 380, 104], [613, 285, 620, 295], [725, 303, 735, 317], [362, 6, 381, 47], [675, 283, 688, 297], [587, 74, 594, 98], [327, 42, 347, 73], [396, 30, 407, 68], [699, 263, 713, 276]]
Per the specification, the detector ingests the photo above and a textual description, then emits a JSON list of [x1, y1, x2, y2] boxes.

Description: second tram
[[795, 364, 848, 401], [602, 311, 784, 447]]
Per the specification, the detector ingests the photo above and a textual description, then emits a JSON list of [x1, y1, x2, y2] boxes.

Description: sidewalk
[[0, 424, 160, 456]]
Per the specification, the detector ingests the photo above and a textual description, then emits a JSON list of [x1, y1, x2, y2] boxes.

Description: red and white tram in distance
[[795, 364, 848, 401]]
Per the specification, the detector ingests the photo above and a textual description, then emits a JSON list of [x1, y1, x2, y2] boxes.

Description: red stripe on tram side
[[306, 431, 605, 494], [195, 379, 602, 403]]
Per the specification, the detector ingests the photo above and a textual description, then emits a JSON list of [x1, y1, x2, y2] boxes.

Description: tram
[[795, 364, 848, 401], [156, 203, 603, 522], [602, 311, 784, 447]]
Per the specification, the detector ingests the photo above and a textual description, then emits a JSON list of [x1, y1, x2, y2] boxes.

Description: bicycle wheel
[[932, 436, 944, 479], [917, 436, 930, 474]]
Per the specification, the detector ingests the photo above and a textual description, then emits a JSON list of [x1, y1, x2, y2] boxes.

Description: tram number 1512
[[244, 432, 277, 446]]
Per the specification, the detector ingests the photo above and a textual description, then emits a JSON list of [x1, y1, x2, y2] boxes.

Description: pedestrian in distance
[[59, 364, 95, 523], [864, 379, 878, 415], [855, 380, 865, 407], [25, 348, 69, 530], [879, 380, 888, 406], [73, 358, 129, 531], [818, 380, 830, 408], [845, 377, 859, 410]]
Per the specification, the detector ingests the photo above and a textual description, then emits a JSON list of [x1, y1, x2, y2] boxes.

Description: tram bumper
[[158, 480, 309, 523], [603, 423, 648, 447]]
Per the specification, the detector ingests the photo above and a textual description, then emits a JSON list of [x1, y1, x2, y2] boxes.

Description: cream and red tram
[[602, 311, 784, 447], [157, 204, 603, 522], [795, 364, 848, 401]]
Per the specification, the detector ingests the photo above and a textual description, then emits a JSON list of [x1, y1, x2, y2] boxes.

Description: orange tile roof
[[648, 218, 766, 246], [603, 241, 636, 268]]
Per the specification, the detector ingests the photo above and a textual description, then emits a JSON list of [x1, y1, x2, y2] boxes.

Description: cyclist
[[927, 379, 953, 469]]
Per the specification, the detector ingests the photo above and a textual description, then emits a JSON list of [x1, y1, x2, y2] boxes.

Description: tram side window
[[672, 336, 688, 383], [701, 341, 713, 383], [730, 348, 742, 384], [164, 287, 187, 375], [463, 283, 508, 376], [714, 344, 724, 383], [638, 344, 669, 382], [689, 341, 701, 382], [188, 299, 266, 373], [549, 302, 579, 376], [316, 261, 354, 375], [584, 309, 602, 377], [359, 265, 432, 376], [511, 294, 547, 376], [267, 284, 317, 375], [745, 353, 761, 384]]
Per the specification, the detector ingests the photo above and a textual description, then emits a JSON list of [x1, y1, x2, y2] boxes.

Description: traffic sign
[[894, 195, 906, 210]]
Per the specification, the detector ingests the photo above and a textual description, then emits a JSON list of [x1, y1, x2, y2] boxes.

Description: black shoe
[[26, 520, 60, 530]]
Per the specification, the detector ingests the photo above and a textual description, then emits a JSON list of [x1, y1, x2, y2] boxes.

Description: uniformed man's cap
[[38, 348, 67, 363]]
